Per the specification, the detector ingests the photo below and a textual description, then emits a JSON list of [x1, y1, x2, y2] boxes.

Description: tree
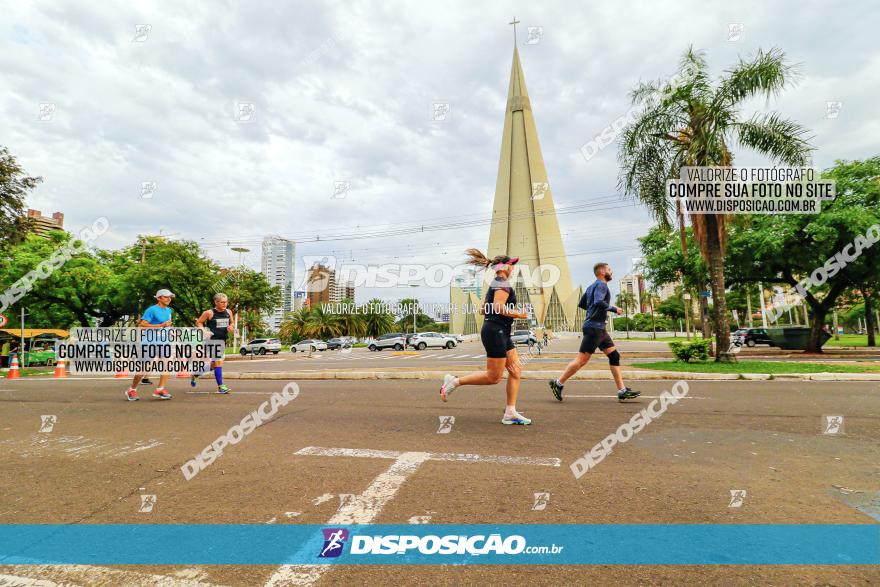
[[620, 46, 813, 360], [395, 298, 433, 333], [0, 231, 116, 327], [361, 298, 396, 337], [0, 147, 41, 248], [725, 157, 880, 351], [657, 296, 685, 321]]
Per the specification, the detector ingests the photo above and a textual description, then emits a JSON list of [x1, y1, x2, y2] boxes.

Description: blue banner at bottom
[[0, 525, 877, 565]]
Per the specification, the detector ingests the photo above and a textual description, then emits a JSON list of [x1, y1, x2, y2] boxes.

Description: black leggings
[[481, 322, 514, 359]]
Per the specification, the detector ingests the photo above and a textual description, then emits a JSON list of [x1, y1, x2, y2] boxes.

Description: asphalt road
[[1, 376, 878, 585]]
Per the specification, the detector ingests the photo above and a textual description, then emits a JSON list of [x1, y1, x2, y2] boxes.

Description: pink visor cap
[[492, 257, 519, 273]]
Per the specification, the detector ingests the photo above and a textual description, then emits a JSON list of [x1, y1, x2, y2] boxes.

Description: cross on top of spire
[[509, 17, 520, 45]]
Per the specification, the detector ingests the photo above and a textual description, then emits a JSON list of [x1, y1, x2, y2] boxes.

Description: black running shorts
[[579, 326, 615, 354], [481, 322, 515, 359]]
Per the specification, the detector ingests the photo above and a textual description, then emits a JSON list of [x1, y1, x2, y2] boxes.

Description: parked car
[[368, 333, 406, 351], [407, 332, 457, 350], [733, 328, 775, 347], [511, 330, 538, 346], [326, 338, 346, 350], [292, 339, 328, 352], [239, 338, 282, 355]]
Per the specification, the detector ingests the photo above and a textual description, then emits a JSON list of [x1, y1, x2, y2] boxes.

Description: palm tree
[[362, 298, 396, 337], [615, 291, 636, 339], [279, 307, 308, 342], [305, 304, 344, 339], [337, 298, 368, 339], [620, 46, 813, 361]]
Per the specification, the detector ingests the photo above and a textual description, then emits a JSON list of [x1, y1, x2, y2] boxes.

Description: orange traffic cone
[[176, 369, 191, 379], [114, 368, 130, 379], [53, 358, 68, 378], [7, 354, 20, 380]]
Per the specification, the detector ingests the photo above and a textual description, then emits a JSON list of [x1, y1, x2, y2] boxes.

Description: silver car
[[511, 330, 538, 346], [407, 332, 457, 350], [239, 338, 282, 355]]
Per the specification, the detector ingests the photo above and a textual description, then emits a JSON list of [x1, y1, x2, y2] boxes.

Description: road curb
[[218, 370, 880, 382]]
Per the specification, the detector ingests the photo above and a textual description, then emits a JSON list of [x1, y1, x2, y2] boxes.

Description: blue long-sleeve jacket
[[578, 280, 618, 329]]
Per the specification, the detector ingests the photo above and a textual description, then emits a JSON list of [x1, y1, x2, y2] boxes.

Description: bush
[[668, 339, 711, 362]]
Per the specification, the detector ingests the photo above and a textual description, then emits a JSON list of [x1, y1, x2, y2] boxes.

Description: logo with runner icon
[[318, 528, 349, 558]]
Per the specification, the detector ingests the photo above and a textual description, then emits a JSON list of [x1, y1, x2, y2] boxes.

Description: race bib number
[[214, 318, 230, 328]]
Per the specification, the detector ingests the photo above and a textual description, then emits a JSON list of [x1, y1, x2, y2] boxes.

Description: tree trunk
[[806, 304, 828, 353], [865, 289, 876, 347], [699, 291, 711, 339], [704, 217, 732, 362]]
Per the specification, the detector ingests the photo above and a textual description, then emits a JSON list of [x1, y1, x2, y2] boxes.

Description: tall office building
[[306, 263, 355, 305], [261, 236, 295, 331]]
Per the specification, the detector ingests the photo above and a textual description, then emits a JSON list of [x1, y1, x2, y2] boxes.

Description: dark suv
[[733, 328, 775, 347]]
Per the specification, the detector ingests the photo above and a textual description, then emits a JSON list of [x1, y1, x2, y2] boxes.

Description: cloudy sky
[[3, 0, 878, 306]]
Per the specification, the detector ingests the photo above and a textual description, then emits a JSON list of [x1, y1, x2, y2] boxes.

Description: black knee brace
[[607, 350, 621, 366]]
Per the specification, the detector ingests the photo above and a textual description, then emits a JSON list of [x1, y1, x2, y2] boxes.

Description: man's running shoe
[[549, 379, 564, 402], [217, 384, 230, 394], [618, 387, 641, 402], [125, 388, 139, 401], [502, 412, 532, 425], [190, 374, 198, 387], [141, 378, 153, 385], [440, 374, 456, 402], [152, 388, 172, 400]]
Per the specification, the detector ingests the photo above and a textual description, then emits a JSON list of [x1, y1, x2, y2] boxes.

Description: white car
[[407, 332, 457, 350], [292, 339, 328, 352]]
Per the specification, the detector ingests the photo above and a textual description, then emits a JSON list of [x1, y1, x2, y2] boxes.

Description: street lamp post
[[683, 292, 692, 340], [409, 285, 418, 337]]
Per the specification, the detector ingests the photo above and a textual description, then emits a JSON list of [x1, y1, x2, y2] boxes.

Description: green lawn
[[632, 360, 880, 374]]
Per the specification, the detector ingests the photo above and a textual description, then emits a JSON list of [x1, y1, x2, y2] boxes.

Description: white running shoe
[[501, 411, 532, 425], [440, 374, 457, 402]]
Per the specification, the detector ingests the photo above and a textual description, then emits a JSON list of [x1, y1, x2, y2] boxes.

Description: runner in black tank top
[[438, 248, 533, 425], [192, 293, 235, 394]]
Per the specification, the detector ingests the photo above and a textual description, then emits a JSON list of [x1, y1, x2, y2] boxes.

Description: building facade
[[261, 236, 295, 331], [27, 209, 64, 236], [450, 45, 583, 334]]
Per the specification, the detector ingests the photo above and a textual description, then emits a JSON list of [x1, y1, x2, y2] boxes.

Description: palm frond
[[714, 47, 798, 108], [733, 112, 814, 166]]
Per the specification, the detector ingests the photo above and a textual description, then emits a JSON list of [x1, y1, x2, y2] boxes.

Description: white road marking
[[265, 446, 560, 586], [0, 567, 222, 586], [472, 354, 486, 358], [565, 395, 707, 400]]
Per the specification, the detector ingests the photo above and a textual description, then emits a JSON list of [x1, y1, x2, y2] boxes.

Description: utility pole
[[759, 283, 768, 328], [746, 286, 753, 328], [20, 307, 27, 367]]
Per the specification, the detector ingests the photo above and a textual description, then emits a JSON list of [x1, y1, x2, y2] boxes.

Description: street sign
[[700, 291, 712, 298], [0, 313, 7, 328]]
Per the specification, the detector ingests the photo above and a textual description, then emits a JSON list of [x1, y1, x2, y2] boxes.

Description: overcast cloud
[[2, 0, 878, 305]]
